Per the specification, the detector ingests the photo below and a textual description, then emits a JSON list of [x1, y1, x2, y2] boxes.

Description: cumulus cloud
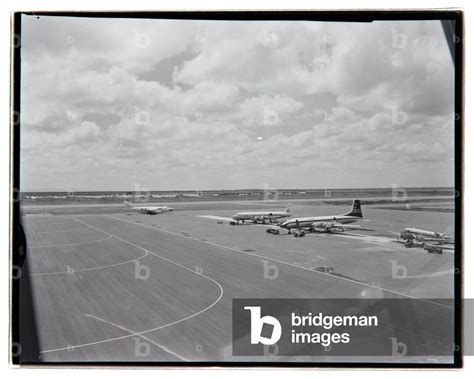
[[20, 16, 455, 190]]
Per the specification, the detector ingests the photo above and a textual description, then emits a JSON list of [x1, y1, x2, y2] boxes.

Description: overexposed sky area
[[20, 16, 455, 191]]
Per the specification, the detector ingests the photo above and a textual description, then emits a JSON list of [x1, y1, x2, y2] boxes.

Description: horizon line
[[20, 186, 455, 193]]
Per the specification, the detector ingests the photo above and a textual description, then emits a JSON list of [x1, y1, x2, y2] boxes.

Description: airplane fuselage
[[399, 228, 453, 244], [279, 215, 359, 230], [403, 228, 442, 239], [233, 211, 289, 222], [395, 227, 454, 253], [134, 207, 162, 215], [126, 204, 173, 215]]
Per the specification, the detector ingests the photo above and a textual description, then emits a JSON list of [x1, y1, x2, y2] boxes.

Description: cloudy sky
[[20, 15, 455, 191]]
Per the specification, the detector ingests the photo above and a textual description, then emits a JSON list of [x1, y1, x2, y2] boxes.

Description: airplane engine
[[312, 222, 332, 231]]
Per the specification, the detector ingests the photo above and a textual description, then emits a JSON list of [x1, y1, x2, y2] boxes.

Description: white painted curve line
[[30, 250, 149, 277], [106, 215, 453, 310], [82, 314, 188, 362], [22, 219, 77, 226], [404, 269, 456, 279], [39, 218, 224, 355], [30, 226, 92, 234], [29, 235, 113, 249]]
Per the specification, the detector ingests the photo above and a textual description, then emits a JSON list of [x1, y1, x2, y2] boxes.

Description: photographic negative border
[[10, 9, 464, 368]]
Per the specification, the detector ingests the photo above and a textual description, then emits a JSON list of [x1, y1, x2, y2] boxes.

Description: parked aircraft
[[230, 205, 291, 225], [267, 200, 363, 237], [123, 200, 173, 215], [390, 227, 454, 254]]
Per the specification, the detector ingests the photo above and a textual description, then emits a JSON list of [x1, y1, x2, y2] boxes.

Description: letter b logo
[[245, 306, 282, 345]]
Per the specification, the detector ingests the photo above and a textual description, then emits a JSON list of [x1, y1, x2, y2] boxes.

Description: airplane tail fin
[[442, 227, 454, 239], [344, 199, 362, 218]]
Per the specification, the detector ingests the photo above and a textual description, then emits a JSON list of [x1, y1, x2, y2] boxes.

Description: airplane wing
[[339, 224, 374, 231], [143, 208, 162, 214], [312, 222, 373, 232], [421, 237, 455, 244], [197, 215, 234, 222], [197, 215, 280, 228], [423, 243, 454, 253], [424, 242, 454, 249]]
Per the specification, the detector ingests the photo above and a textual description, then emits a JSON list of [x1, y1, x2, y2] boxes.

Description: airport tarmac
[[19, 200, 456, 364]]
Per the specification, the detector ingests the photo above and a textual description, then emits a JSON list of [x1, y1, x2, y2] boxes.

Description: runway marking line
[[30, 250, 150, 277], [83, 314, 188, 361], [22, 219, 79, 227], [39, 217, 224, 355], [106, 215, 453, 310], [29, 235, 113, 249], [404, 269, 456, 279], [31, 226, 92, 234]]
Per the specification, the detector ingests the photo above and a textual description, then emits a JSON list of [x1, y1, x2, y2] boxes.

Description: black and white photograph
[[10, 10, 463, 368]]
